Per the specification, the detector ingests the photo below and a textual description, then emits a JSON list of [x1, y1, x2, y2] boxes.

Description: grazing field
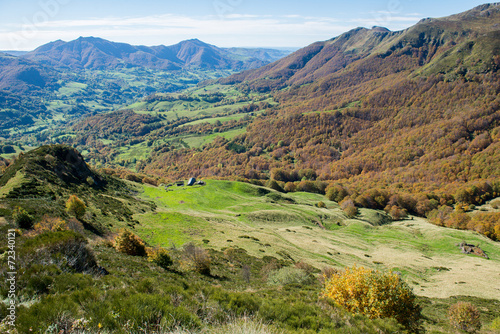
[[136, 180, 500, 300]]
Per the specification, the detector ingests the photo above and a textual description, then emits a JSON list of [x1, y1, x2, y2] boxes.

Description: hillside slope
[[0, 145, 154, 233], [0, 52, 58, 93], [136, 179, 500, 300], [220, 3, 500, 91]]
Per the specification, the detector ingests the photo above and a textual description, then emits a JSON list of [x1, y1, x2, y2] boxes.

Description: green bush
[[13, 206, 34, 229], [19, 231, 100, 275], [489, 317, 500, 331], [316, 201, 326, 208], [25, 275, 54, 295], [0, 301, 7, 320], [326, 184, 349, 203], [147, 247, 173, 269], [266, 179, 284, 192], [16, 295, 79, 333], [114, 293, 201, 332], [259, 299, 324, 331]]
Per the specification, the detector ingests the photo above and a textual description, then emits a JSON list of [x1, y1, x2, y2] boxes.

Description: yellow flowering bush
[[321, 265, 421, 330], [33, 215, 68, 233], [65, 195, 86, 219]]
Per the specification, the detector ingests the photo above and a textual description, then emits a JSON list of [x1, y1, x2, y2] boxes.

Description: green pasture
[[135, 179, 500, 299]]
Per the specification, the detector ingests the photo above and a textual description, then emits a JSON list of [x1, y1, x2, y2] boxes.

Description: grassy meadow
[[135, 180, 500, 300]]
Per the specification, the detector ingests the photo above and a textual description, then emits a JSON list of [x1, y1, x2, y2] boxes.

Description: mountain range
[[19, 37, 293, 71], [0, 37, 293, 94], [0, 38, 294, 132]]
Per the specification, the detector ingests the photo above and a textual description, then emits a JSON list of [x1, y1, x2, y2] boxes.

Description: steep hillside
[[220, 3, 500, 91], [1, 145, 500, 333], [0, 145, 154, 233], [0, 52, 58, 93]]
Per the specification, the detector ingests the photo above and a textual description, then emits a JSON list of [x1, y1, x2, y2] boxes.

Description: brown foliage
[[340, 198, 358, 218], [448, 302, 481, 333], [182, 243, 211, 275], [114, 229, 146, 256]]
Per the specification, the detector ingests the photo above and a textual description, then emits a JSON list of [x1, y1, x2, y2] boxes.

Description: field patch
[[135, 211, 214, 247]]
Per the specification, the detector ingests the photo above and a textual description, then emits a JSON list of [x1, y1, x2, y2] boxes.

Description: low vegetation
[[321, 266, 422, 331], [448, 302, 482, 333], [114, 229, 147, 257]]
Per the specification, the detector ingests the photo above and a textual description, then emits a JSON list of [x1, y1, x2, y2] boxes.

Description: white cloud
[[0, 11, 418, 50]]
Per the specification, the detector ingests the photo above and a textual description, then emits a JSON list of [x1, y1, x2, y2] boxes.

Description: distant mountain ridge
[[22, 37, 292, 71], [0, 52, 57, 93]]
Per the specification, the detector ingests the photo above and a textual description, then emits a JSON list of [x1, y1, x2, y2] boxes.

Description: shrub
[[321, 265, 421, 330], [294, 261, 315, 275], [147, 247, 173, 269], [260, 259, 281, 279], [182, 243, 211, 275], [266, 179, 284, 192], [316, 201, 326, 208], [33, 216, 68, 233], [326, 184, 349, 203], [19, 231, 100, 275], [385, 205, 408, 221], [2, 145, 15, 154], [242, 265, 251, 283], [66, 195, 86, 219], [489, 317, 500, 331], [340, 198, 358, 218], [66, 218, 85, 234], [448, 302, 481, 333], [114, 229, 146, 256], [142, 176, 158, 186], [13, 206, 34, 229], [283, 182, 296, 193]]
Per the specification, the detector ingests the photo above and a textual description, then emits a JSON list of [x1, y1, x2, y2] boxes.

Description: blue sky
[[0, 0, 491, 50]]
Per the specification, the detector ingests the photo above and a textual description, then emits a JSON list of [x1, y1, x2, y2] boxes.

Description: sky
[[0, 0, 492, 50]]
